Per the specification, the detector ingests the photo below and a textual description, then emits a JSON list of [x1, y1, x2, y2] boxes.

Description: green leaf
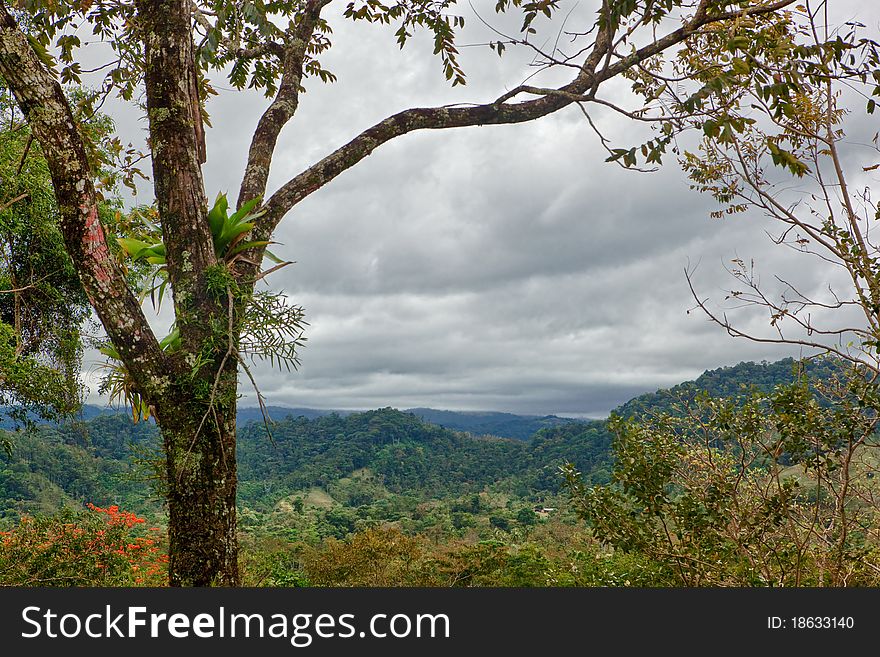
[[208, 192, 229, 238], [726, 35, 751, 52], [228, 197, 262, 225], [226, 239, 272, 258], [218, 221, 255, 251], [731, 58, 751, 75], [158, 326, 181, 352], [263, 249, 285, 265], [116, 237, 152, 259], [99, 344, 121, 360]]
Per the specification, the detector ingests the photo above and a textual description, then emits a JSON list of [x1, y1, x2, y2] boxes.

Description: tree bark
[[0, 5, 167, 394], [136, 0, 240, 585], [138, 0, 217, 353], [237, 0, 331, 209], [2, 2, 241, 586], [157, 378, 239, 586]]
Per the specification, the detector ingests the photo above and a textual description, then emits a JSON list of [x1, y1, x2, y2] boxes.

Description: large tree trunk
[[135, 0, 240, 585], [2, 1, 242, 586], [158, 386, 239, 586], [2, 5, 231, 588]]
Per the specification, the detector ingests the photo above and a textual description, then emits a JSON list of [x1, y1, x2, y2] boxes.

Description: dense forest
[[2, 358, 815, 523], [614, 357, 843, 418], [4, 357, 858, 586], [0, 407, 613, 525]]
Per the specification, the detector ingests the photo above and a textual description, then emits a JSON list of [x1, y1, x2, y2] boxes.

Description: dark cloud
[[83, 1, 878, 416]]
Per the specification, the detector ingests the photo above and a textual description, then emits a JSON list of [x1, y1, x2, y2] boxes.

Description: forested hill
[[2, 404, 571, 442], [0, 413, 161, 518], [613, 357, 843, 419], [239, 406, 578, 441], [406, 408, 579, 441], [0, 356, 840, 521], [236, 409, 612, 510], [0, 408, 613, 519]]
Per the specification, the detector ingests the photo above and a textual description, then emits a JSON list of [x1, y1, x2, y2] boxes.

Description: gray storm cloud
[[82, 1, 879, 416]]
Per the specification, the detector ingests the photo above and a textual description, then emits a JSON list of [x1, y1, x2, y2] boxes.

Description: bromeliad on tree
[[101, 192, 301, 423]]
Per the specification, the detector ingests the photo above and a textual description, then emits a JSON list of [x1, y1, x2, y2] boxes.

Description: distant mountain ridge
[[0, 356, 841, 521], [4, 357, 839, 439], [8, 404, 582, 442], [613, 357, 843, 419], [215, 406, 581, 441], [405, 408, 579, 441], [4, 357, 841, 439]]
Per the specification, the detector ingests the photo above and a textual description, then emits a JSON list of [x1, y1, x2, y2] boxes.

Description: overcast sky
[[79, 1, 880, 417]]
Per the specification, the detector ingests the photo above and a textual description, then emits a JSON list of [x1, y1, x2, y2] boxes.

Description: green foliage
[[13, 0, 867, 589], [237, 408, 612, 508], [0, 72, 148, 433], [17, 0, 567, 98], [238, 291, 307, 372], [605, 6, 880, 172], [114, 192, 277, 311], [614, 357, 845, 420], [241, 521, 673, 587], [6, 358, 878, 587], [0, 414, 162, 520], [0, 83, 90, 430], [0, 504, 167, 586], [277, 525, 577, 587], [0, 404, 605, 547], [6, 357, 854, 529], [516, 507, 537, 526], [408, 407, 579, 441], [0, 502, 667, 588], [489, 515, 510, 531], [103, 192, 305, 418], [567, 369, 880, 587]]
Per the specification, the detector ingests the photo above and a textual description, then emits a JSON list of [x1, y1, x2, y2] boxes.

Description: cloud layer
[[83, 1, 880, 417]]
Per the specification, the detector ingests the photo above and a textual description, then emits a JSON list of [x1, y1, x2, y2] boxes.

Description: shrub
[[0, 504, 167, 586]]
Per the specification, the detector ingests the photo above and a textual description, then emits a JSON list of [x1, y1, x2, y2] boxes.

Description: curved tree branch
[[260, 0, 797, 236]]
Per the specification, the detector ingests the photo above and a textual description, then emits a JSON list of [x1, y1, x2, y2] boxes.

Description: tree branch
[[0, 3, 167, 396], [685, 266, 878, 374], [260, 0, 797, 234], [237, 0, 331, 208]]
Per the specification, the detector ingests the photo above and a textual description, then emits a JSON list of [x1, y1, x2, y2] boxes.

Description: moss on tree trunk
[[159, 381, 239, 586]]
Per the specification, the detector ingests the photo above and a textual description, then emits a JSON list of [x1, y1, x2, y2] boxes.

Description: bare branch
[[237, 0, 332, 208], [685, 266, 879, 373]]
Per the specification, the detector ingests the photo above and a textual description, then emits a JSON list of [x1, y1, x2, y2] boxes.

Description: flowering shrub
[[0, 504, 167, 586]]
